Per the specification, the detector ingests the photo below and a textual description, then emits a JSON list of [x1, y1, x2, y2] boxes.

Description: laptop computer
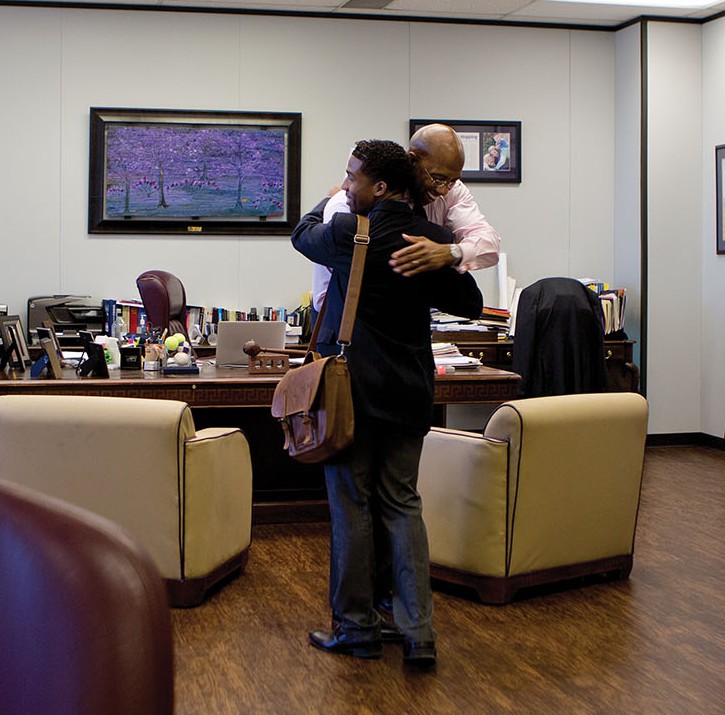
[[214, 320, 287, 367]]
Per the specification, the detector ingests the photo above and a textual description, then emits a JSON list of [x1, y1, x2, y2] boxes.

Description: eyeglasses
[[422, 165, 458, 191]]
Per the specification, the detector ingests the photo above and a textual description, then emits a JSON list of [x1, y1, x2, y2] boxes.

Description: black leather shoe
[[331, 612, 403, 642], [381, 621, 404, 642], [309, 629, 382, 659], [403, 640, 437, 667]]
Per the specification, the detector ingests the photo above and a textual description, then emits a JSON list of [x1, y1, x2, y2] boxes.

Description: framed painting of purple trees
[[88, 107, 301, 235]]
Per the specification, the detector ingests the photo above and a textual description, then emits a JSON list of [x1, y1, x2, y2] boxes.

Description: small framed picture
[[716, 145, 725, 255], [77, 341, 109, 378], [410, 119, 522, 184], [38, 324, 65, 362], [40, 337, 64, 379], [0, 315, 32, 370]]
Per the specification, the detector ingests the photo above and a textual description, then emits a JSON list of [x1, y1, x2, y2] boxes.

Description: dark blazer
[[292, 198, 483, 434], [512, 277, 608, 397]]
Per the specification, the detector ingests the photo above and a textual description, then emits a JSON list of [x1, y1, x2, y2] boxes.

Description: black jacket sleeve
[[424, 269, 483, 321]]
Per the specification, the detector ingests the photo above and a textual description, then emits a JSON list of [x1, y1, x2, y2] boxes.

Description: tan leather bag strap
[[309, 214, 369, 352], [338, 214, 369, 346]]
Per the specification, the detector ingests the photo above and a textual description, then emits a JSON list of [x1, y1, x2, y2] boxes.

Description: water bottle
[[112, 311, 125, 342]]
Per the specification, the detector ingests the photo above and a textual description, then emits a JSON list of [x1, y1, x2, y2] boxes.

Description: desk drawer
[[461, 345, 499, 364], [459, 343, 513, 367]]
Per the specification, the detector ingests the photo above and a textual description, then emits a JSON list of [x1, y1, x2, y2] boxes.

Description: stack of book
[[430, 311, 500, 342], [479, 306, 511, 334], [431, 342, 482, 369]]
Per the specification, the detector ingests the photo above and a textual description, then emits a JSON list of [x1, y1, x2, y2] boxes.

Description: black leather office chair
[[512, 277, 608, 397], [0, 479, 174, 715], [136, 269, 190, 341]]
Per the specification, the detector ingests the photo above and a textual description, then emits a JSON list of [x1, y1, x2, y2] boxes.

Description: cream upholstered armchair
[[418, 392, 648, 603], [0, 394, 252, 607]]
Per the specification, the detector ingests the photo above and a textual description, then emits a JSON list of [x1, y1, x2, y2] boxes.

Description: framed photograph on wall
[[409, 119, 521, 184], [0, 315, 32, 370], [716, 145, 725, 254], [89, 107, 302, 235]]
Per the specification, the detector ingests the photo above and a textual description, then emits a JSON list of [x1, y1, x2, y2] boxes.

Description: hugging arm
[[426, 269, 483, 321]]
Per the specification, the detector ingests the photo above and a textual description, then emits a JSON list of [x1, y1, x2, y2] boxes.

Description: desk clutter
[[5, 274, 629, 383]]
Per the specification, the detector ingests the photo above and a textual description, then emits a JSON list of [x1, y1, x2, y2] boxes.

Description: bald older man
[[312, 123, 501, 311]]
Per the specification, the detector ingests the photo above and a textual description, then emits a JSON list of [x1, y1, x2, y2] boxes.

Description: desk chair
[[512, 277, 608, 397], [0, 479, 174, 715], [0, 394, 253, 607], [136, 269, 190, 341], [418, 392, 648, 603]]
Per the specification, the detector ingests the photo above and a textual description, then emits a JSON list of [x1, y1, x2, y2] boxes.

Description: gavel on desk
[[243, 340, 307, 359]]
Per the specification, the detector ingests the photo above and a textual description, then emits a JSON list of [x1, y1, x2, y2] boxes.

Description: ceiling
[[11, 0, 725, 28]]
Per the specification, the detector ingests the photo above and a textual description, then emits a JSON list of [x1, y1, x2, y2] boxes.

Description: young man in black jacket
[[291, 140, 482, 666]]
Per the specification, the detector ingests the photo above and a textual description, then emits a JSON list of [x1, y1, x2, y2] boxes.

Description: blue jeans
[[324, 415, 435, 643]]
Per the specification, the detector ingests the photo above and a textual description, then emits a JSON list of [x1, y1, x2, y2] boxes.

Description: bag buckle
[[279, 418, 292, 450], [353, 232, 370, 245]]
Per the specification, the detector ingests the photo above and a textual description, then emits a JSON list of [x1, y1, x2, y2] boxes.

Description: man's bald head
[[409, 123, 465, 174], [408, 124, 465, 205]]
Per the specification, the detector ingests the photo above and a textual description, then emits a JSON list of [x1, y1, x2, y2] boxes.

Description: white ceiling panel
[[9, 0, 725, 27]]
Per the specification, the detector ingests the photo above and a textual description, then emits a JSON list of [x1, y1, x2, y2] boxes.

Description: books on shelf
[[101, 291, 315, 347], [102, 298, 147, 338], [598, 288, 626, 334], [578, 279, 627, 335]]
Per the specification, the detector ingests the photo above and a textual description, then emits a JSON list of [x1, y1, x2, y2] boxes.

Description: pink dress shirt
[[311, 185, 501, 310]]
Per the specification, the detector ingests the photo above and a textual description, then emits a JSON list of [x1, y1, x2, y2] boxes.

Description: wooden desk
[[0, 362, 521, 522], [454, 338, 639, 392]]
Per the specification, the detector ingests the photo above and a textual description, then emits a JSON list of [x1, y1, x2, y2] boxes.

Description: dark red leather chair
[[136, 269, 190, 341], [0, 479, 174, 715]]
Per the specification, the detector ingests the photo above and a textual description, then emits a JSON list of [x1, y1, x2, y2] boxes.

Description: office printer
[[27, 295, 106, 344]]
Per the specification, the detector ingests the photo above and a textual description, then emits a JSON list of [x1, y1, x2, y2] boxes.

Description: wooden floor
[[171, 446, 725, 714]]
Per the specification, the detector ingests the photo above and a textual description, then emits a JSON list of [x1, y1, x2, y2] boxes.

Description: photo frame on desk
[[409, 119, 521, 184], [716, 144, 725, 254], [77, 342, 109, 378], [0, 315, 32, 370], [37, 324, 63, 360], [88, 107, 302, 235], [39, 337, 64, 379]]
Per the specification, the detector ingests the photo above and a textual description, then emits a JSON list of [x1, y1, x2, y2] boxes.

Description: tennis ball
[[164, 335, 180, 352], [173, 332, 186, 344]]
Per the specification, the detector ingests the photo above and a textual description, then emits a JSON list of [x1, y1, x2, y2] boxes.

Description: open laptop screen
[[214, 321, 287, 367]]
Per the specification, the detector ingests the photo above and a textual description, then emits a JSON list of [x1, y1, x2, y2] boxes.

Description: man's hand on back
[[389, 234, 456, 277]]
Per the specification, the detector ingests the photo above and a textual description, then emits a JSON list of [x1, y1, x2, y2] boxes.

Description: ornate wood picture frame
[[89, 107, 302, 235]]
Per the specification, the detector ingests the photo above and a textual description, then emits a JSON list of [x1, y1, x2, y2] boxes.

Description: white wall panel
[[701, 17, 725, 439], [0, 9, 63, 317], [614, 24, 642, 365], [232, 16, 410, 313], [569, 31, 615, 281], [646, 22, 702, 433]]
